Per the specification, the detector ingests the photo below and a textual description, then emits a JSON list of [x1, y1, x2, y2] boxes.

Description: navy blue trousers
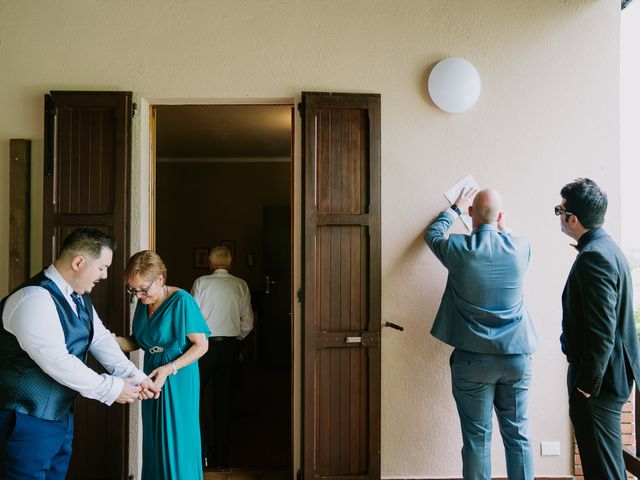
[[199, 337, 240, 468], [569, 390, 628, 480], [0, 409, 73, 480]]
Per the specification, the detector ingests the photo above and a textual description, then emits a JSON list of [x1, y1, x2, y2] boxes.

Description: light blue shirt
[[425, 210, 539, 354]]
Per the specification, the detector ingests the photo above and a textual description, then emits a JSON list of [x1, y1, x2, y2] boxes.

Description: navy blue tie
[[71, 292, 91, 330]]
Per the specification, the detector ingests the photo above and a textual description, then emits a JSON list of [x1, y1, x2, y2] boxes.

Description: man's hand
[[454, 186, 478, 213], [115, 377, 142, 404], [138, 377, 161, 400], [577, 387, 591, 398], [497, 214, 510, 233]]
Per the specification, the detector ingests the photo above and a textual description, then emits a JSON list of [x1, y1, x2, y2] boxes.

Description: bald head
[[471, 188, 503, 226]]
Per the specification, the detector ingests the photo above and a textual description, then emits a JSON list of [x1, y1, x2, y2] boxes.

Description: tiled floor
[[204, 468, 291, 480]]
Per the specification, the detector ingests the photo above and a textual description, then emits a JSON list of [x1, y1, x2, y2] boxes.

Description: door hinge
[[131, 102, 138, 118], [297, 102, 304, 117], [297, 288, 304, 303]]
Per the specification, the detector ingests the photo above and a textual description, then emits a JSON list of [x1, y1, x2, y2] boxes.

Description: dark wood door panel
[[316, 109, 368, 214], [317, 347, 369, 476], [56, 107, 116, 215], [43, 91, 131, 480], [316, 226, 368, 332], [302, 92, 380, 480]]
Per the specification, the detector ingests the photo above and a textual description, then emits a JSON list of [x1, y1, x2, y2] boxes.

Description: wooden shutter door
[[301, 92, 381, 480], [43, 91, 132, 480]]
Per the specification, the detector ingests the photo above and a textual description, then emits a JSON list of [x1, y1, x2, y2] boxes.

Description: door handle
[[265, 275, 276, 294], [383, 321, 404, 331]]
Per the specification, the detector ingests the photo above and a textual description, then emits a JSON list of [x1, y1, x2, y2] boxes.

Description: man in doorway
[[557, 178, 640, 479], [425, 187, 539, 480], [192, 245, 254, 469], [0, 227, 158, 480]]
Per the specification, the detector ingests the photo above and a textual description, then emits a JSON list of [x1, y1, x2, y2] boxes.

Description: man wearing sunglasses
[[558, 178, 640, 479], [425, 187, 539, 480], [0, 227, 158, 479]]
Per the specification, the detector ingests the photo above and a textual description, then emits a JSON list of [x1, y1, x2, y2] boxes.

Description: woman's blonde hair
[[123, 250, 167, 283]]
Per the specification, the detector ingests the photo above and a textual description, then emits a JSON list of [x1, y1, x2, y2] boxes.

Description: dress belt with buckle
[[149, 346, 164, 354]]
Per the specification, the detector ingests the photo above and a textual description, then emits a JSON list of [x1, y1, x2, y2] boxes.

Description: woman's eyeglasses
[[554, 205, 575, 217], [125, 281, 154, 298]]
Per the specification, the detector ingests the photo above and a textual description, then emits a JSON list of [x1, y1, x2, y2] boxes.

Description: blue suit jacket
[[425, 210, 539, 354]]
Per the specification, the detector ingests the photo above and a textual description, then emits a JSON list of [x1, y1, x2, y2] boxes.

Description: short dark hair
[[60, 227, 117, 259], [560, 178, 607, 229]]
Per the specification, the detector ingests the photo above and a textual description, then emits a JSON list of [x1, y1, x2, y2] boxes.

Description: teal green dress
[[132, 289, 210, 480]]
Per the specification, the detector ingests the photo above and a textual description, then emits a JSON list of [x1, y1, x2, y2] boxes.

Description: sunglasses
[[125, 281, 154, 297], [554, 205, 575, 217]]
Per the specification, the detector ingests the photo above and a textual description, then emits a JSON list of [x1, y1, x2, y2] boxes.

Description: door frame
[[136, 97, 301, 477]]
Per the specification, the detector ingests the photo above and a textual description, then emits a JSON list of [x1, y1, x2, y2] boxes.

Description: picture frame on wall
[[221, 240, 235, 259], [194, 247, 209, 268]]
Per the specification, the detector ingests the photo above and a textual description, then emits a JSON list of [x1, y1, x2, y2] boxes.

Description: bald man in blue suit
[[425, 187, 539, 480]]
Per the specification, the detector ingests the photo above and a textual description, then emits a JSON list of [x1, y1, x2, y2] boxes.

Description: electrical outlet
[[540, 441, 561, 456]]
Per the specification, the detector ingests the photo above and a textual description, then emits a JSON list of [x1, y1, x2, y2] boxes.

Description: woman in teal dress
[[115, 250, 210, 480]]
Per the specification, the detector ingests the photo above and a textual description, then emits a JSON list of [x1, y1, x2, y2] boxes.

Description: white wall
[[622, 1, 640, 251], [0, 1, 621, 477]]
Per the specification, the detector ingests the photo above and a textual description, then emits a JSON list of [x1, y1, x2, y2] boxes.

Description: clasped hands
[[115, 377, 162, 404]]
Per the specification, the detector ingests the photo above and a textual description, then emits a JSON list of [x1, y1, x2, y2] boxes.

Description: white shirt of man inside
[[191, 248, 253, 339]]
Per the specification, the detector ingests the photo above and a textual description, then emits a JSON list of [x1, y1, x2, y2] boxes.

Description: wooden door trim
[[9, 139, 31, 290], [149, 106, 157, 251]]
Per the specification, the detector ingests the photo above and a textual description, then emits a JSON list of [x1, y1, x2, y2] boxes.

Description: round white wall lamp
[[428, 57, 481, 113]]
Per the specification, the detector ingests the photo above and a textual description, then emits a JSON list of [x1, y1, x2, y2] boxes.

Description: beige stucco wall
[[0, 0, 621, 477]]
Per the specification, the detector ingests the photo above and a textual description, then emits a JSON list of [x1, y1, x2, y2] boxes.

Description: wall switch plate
[[540, 441, 561, 456]]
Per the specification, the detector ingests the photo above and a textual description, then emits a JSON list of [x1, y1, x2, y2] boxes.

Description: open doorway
[[152, 104, 293, 476]]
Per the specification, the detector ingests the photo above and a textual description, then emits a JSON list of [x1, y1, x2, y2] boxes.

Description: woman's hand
[[145, 333, 208, 396], [138, 377, 161, 400], [112, 333, 123, 350], [148, 364, 173, 391], [112, 333, 139, 353]]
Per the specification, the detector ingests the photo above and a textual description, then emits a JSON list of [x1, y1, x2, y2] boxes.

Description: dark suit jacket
[[561, 228, 640, 399]]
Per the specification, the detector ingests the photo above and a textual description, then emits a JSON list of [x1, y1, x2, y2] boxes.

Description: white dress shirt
[[2, 265, 147, 406], [191, 269, 254, 339]]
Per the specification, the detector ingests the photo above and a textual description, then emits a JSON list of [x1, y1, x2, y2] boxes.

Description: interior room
[[155, 104, 293, 474]]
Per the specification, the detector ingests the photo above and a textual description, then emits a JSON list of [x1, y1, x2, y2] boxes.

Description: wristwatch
[[450, 204, 461, 215]]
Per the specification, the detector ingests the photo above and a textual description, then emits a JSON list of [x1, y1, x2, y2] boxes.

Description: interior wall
[[0, 1, 621, 477], [155, 161, 291, 292]]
